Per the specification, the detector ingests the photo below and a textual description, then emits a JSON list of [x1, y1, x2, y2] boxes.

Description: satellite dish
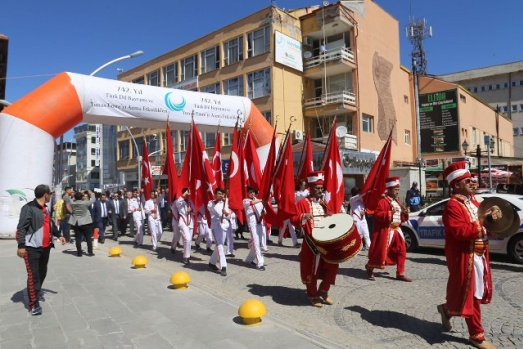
[[303, 51, 312, 59], [336, 126, 347, 138]]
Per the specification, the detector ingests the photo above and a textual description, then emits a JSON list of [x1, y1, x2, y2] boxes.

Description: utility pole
[[407, 18, 432, 197]]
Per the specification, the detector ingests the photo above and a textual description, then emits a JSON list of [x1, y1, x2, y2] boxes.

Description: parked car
[[401, 193, 523, 264]]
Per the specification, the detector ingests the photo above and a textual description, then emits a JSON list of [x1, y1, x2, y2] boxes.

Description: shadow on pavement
[[347, 305, 467, 346], [263, 252, 299, 263], [407, 256, 447, 267], [246, 283, 308, 307]]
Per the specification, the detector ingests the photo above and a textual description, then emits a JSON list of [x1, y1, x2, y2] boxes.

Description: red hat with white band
[[443, 161, 471, 187], [307, 171, 325, 186], [385, 176, 401, 188]]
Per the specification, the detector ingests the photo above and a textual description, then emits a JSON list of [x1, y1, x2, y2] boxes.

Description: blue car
[[401, 193, 523, 264]]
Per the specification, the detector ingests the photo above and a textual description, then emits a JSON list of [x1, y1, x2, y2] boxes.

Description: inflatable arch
[[0, 72, 274, 238]]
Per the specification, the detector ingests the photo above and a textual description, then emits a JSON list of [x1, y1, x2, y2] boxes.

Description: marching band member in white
[[144, 190, 163, 252], [243, 186, 267, 271], [349, 187, 371, 250], [175, 188, 195, 264], [130, 191, 144, 247], [195, 205, 213, 253], [278, 179, 309, 248], [225, 206, 237, 257], [208, 188, 230, 276], [170, 196, 180, 254]]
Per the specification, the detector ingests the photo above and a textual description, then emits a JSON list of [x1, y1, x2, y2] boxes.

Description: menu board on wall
[[419, 89, 459, 154]]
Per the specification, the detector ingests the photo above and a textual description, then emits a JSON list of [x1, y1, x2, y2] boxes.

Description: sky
[[2, 0, 522, 135]]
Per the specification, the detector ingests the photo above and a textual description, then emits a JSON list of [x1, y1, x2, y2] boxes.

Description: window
[[223, 133, 232, 146], [404, 129, 411, 145], [223, 76, 244, 96], [262, 111, 272, 124], [224, 36, 243, 65], [91, 136, 96, 143], [520, 104, 523, 111], [460, 94, 466, 103], [200, 83, 220, 94], [473, 87, 478, 93], [513, 105, 518, 112], [404, 95, 409, 103], [514, 128, 519, 137], [133, 138, 144, 158], [362, 114, 374, 133], [147, 70, 160, 86], [504, 82, 509, 88], [247, 26, 270, 57], [247, 68, 271, 99], [91, 160, 96, 167], [180, 130, 189, 151], [91, 148, 96, 155], [201, 46, 220, 73], [203, 132, 216, 148], [496, 83, 500, 89], [163, 63, 177, 87], [181, 54, 198, 81], [503, 106, 508, 113], [119, 140, 129, 160], [512, 81, 517, 87], [481, 86, 486, 92], [520, 80, 523, 86], [488, 85, 493, 91], [133, 76, 145, 84]]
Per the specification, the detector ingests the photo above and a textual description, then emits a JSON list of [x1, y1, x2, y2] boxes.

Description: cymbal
[[478, 197, 515, 235]]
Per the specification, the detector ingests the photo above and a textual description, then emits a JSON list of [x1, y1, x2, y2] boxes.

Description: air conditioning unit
[[293, 130, 304, 142], [303, 36, 313, 46]]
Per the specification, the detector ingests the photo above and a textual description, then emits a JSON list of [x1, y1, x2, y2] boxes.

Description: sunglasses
[[462, 179, 472, 184]]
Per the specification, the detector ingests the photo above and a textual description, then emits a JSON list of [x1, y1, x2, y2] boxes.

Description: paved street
[[1, 228, 522, 349]]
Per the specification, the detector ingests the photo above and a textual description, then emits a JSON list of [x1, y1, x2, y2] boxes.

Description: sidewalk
[[0, 230, 376, 349]]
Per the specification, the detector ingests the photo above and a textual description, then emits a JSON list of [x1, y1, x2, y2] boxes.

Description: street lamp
[[462, 138, 495, 191], [89, 50, 144, 190]]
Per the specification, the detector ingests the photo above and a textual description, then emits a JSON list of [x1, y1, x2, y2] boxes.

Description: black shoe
[[77, 252, 83, 257], [258, 266, 266, 271], [38, 292, 45, 302], [220, 267, 227, 276], [209, 263, 219, 271], [30, 304, 42, 316], [112, 238, 118, 241], [68, 239, 74, 244], [206, 247, 213, 253], [182, 258, 190, 265], [88, 253, 95, 257], [226, 254, 235, 258], [195, 245, 201, 251], [171, 248, 176, 254], [99, 239, 105, 244]]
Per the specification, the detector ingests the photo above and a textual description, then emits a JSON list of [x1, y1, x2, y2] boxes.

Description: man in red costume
[[290, 171, 338, 308], [365, 176, 412, 282], [438, 161, 497, 349]]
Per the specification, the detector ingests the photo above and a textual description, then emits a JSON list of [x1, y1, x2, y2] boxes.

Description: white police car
[[401, 193, 523, 264]]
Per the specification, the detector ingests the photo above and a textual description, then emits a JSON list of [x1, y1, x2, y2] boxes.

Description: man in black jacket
[[405, 181, 423, 212], [16, 184, 66, 316]]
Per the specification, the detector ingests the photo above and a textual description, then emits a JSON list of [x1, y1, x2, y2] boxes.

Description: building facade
[[438, 61, 523, 158]]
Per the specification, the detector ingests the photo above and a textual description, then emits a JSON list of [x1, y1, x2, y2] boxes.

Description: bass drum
[[311, 214, 362, 264]]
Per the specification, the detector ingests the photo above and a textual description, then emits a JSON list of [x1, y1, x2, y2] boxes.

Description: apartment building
[[438, 61, 523, 158]]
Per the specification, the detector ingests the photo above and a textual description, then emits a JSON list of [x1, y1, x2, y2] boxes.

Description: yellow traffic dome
[[238, 299, 267, 325]]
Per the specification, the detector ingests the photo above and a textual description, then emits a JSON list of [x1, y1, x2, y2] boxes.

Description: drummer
[[290, 171, 340, 308], [365, 176, 412, 282]]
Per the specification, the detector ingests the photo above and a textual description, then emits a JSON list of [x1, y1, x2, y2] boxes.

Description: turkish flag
[[212, 131, 224, 190], [272, 135, 297, 218], [178, 130, 191, 199], [162, 123, 179, 203], [188, 121, 216, 212], [361, 129, 393, 214], [243, 131, 263, 191], [259, 128, 277, 200], [226, 126, 246, 224], [298, 133, 314, 181], [141, 138, 153, 201], [321, 124, 345, 213]]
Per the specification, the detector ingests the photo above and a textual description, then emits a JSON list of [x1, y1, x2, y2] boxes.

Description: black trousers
[[73, 223, 93, 255], [126, 213, 135, 236], [23, 246, 51, 308]]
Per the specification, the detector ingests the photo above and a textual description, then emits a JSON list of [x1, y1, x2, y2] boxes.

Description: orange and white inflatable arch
[[0, 72, 273, 238]]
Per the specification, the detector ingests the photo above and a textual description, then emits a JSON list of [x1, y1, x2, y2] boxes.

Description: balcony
[[303, 47, 356, 79], [303, 90, 357, 117]]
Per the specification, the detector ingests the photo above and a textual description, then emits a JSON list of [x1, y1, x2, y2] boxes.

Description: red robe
[[442, 195, 493, 317], [290, 198, 339, 285], [367, 195, 408, 269]]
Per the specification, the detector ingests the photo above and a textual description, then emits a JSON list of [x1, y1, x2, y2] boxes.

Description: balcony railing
[[304, 47, 355, 69], [304, 90, 356, 109]]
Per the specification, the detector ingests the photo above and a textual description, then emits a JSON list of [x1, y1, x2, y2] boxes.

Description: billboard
[[274, 31, 303, 72], [419, 89, 459, 154]]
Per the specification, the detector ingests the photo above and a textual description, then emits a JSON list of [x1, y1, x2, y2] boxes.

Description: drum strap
[[303, 234, 320, 256]]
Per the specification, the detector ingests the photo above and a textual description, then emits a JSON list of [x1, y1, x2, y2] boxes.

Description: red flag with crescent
[[212, 131, 224, 190], [141, 139, 153, 201], [243, 130, 262, 191], [298, 133, 314, 181], [227, 126, 245, 224], [162, 123, 179, 203], [321, 124, 345, 213]]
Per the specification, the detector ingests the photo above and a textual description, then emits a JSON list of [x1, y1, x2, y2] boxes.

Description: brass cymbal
[[478, 197, 515, 234]]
